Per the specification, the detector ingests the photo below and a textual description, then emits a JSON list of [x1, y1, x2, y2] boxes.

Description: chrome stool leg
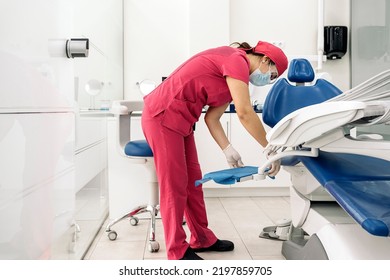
[[147, 205, 160, 252]]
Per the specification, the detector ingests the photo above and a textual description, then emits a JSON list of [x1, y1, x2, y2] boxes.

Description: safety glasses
[[268, 62, 279, 83]]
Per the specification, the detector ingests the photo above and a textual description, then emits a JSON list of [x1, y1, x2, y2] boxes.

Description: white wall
[[231, 0, 351, 102], [74, 0, 123, 110], [124, 0, 351, 100], [124, 0, 188, 100], [351, 0, 390, 85], [124, 0, 230, 100]]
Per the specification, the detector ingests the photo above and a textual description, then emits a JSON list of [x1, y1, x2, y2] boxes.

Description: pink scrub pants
[[141, 108, 217, 260]]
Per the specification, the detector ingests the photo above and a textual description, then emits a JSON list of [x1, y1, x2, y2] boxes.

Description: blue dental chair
[[263, 59, 390, 259], [196, 58, 390, 258], [106, 100, 160, 253]]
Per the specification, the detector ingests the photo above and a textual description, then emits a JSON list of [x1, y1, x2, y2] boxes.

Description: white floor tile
[[84, 196, 289, 260]]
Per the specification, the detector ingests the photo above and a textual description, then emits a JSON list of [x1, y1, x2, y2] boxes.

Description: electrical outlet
[[271, 41, 285, 49]]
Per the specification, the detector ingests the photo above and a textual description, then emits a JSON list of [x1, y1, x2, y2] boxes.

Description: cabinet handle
[[226, 121, 229, 138]]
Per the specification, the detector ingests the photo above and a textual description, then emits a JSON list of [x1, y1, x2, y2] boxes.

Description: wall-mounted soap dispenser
[[324, 26, 348, 59]]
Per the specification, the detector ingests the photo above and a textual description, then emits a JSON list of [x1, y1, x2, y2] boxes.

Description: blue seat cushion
[[124, 140, 153, 157], [326, 180, 390, 236], [298, 151, 390, 236]]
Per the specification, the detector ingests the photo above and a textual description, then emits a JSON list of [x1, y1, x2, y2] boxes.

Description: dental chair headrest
[[262, 58, 342, 128], [287, 58, 315, 83]]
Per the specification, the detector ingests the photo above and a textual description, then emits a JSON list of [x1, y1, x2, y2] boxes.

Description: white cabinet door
[[0, 113, 75, 259], [230, 114, 291, 188], [75, 115, 108, 193], [194, 113, 231, 188]]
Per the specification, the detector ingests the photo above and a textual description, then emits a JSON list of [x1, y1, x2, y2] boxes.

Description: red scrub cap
[[253, 41, 288, 76]]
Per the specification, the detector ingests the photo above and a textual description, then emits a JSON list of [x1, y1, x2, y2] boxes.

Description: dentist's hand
[[266, 152, 281, 177], [223, 144, 244, 168]]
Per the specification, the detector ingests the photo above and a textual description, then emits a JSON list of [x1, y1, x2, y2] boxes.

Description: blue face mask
[[249, 68, 271, 86]]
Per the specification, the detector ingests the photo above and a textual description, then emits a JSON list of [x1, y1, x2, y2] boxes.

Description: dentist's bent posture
[[141, 41, 288, 260]]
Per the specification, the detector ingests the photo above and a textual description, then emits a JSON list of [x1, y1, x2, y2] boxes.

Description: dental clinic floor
[[84, 196, 290, 260]]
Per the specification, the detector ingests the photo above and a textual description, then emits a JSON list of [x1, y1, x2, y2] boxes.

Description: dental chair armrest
[[111, 100, 144, 115]]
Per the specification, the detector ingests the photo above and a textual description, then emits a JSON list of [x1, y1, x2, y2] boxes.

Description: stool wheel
[[107, 230, 118, 241], [130, 217, 139, 226], [148, 240, 160, 252]]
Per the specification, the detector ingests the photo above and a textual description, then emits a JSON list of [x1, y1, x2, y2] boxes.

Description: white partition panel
[[0, 0, 76, 259]]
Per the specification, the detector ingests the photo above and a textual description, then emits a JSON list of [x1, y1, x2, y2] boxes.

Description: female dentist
[[141, 41, 288, 260]]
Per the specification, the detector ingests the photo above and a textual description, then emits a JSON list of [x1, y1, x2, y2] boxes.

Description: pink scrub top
[[143, 46, 250, 136]]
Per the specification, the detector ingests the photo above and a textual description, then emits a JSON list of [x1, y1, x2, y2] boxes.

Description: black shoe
[[180, 247, 204, 260], [192, 239, 234, 252]]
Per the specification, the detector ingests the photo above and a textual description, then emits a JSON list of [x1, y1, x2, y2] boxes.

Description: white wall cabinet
[[75, 113, 108, 193], [69, 112, 109, 260]]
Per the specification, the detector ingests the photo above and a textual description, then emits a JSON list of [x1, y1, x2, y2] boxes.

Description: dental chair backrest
[[262, 58, 343, 128]]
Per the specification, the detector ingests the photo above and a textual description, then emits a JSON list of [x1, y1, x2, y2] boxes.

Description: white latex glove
[[266, 151, 281, 177], [223, 144, 244, 168]]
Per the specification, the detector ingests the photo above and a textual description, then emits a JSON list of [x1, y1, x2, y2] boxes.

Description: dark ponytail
[[230, 42, 263, 56], [230, 42, 252, 50], [230, 42, 264, 57]]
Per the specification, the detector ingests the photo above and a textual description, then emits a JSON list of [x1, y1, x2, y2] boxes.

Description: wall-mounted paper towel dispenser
[[324, 26, 348, 59]]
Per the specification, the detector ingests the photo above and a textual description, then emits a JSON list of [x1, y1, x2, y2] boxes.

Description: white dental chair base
[[283, 201, 390, 260], [259, 219, 291, 241]]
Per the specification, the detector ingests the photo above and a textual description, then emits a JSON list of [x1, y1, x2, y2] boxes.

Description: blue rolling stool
[[106, 100, 160, 253]]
